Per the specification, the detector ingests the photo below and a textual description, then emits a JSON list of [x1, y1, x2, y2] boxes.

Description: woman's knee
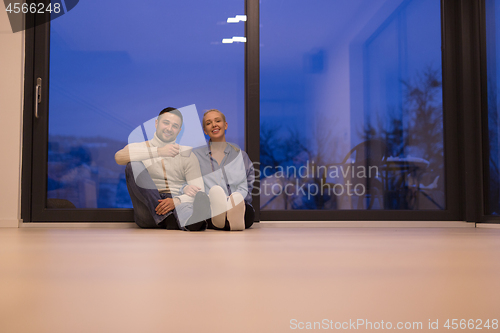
[[209, 186, 227, 218], [228, 192, 245, 207], [209, 185, 225, 197]]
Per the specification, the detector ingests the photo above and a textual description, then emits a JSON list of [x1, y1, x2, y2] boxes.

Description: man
[[115, 107, 210, 231]]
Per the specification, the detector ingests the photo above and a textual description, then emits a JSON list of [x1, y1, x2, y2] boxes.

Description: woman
[[182, 109, 255, 230]]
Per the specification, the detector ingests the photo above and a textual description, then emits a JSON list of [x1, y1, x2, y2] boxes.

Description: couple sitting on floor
[[115, 107, 255, 231]]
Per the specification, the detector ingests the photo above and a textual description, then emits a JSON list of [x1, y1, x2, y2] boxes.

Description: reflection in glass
[[486, 0, 500, 215], [260, 0, 445, 210], [47, 0, 244, 208]]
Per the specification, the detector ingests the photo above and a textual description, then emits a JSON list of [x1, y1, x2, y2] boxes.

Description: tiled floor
[[1, 226, 499, 333]]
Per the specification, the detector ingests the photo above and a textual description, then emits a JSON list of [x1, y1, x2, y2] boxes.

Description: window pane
[[47, 1, 244, 208], [486, 0, 500, 215], [260, 0, 445, 210]]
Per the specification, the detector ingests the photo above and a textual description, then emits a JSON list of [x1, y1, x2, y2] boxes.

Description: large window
[[47, 0, 245, 208], [25, 0, 466, 222], [260, 0, 445, 211], [485, 0, 500, 215]]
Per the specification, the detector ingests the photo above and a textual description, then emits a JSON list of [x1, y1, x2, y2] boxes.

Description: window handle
[[34, 78, 42, 119]]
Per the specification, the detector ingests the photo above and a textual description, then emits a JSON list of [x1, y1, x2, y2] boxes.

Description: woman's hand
[[183, 185, 201, 197]]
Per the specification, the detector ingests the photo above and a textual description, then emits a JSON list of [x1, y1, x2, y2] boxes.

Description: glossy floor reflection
[[1, 226, 499, 332]]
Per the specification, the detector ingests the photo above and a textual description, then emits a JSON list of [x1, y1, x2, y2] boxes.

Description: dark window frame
[[259, 0, 463, 221], [21, 0, 486, 222], [479, 0, 500, 223]]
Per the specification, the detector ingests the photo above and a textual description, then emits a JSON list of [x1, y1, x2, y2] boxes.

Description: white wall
[[0, 10, 24, 227]]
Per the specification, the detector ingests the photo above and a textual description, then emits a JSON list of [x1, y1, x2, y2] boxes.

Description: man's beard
[[157, 130, 176, 143]]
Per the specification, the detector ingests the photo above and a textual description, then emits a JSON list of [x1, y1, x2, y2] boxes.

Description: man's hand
[[183, 185, 201, 197], [158, 143, 180, 158], [155, 197, 180, 215]]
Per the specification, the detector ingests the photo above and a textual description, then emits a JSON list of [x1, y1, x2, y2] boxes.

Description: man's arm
[[115, 142, 157, 165], [155, 197, 180, 215], [115, 142, 180, 165]]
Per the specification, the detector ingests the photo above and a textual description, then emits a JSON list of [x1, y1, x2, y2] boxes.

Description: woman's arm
[[226, 150, 254, 204], [242, 151, 255, 203]]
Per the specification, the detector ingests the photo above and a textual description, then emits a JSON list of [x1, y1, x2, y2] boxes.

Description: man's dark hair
[[158, 107, 183, 125]]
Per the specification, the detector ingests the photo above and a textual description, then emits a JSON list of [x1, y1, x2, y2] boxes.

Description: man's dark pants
[[124, 162, 181, 229]]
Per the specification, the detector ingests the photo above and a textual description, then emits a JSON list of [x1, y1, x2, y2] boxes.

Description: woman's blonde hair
[[202, 109, 226, 129]]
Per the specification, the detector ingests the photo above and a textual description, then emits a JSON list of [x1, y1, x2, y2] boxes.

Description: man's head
[[155, 107, 183, 142]]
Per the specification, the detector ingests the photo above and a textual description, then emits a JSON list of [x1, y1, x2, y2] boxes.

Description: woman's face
[[203, 111, 228, 141]]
